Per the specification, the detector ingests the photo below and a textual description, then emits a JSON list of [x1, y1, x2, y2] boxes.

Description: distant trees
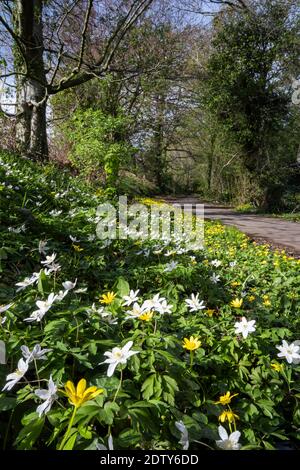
[[203, 0, 300, 209], [50, 13, 193, 191]]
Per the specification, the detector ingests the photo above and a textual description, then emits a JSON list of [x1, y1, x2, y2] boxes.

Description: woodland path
[[162, 196, 300, 257]]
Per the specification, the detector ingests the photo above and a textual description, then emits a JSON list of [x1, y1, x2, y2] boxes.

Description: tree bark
[[207, 134, 216, 191], [13, 0, 48, 160], [152, 93, 166, 191]]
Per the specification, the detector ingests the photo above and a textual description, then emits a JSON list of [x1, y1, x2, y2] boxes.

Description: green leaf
[[79, 426, 93, 440], [75, 402, 103, 426], [44, 319, 68, 336], [0, 395, 17, 411], [163, 375, 179, 393], [263, 440, 276, 450], [62, 429, 78, 450], [15, 416, 45, 450], [97, 401, 119, 425], [88, 342, 97, 355], [141, 374, 155, 400], [71, 352, 93, 369], [118, 428, 141, 447], [114, 277, 130, 297], [37, 270, 47, 295]]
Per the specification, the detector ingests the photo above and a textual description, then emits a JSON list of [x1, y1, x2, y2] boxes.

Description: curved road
[[163, 196, 300, 256]]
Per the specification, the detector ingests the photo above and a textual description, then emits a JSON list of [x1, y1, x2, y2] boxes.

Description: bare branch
[[48, 0, 154, 95], [56, 0, 82, 42], [0, 13, 28, 72], [99, 0, 154, 71], [77, 0, 93, 71], [49, 44, 64, 86]]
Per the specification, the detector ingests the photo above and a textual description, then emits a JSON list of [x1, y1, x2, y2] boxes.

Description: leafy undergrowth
[[235, 204, 300, 223], [0, 151, 300, 450], [272, 213, 300, 223]]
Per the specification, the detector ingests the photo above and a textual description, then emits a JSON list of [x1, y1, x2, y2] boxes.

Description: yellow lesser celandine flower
[[230, 298, 243, 308], [182, 336, 201, 351], [100, 291, 116, 304], [205, 309, 216, 317], [72, 244, 84, 252], [219, 410, 239, 424], [139, 311, 153, 322], [138, 197, 166, 206], [64, 379, 103, 408], [58, 379, 104, 450], [231, 281, 240, 288], [215, 391, 239, 406], [271, 363, 283, 372], [95, 188, 104, 197], [248, 295, 256, 302], [263, 299, 271, 307]]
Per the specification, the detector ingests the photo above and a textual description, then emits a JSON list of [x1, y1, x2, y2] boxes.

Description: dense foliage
[[204, 0, 300, 209], [64, 108, 134, 190], [1, 151, 299, 450]]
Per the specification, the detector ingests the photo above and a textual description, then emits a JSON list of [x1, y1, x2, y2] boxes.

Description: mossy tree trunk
[[13, 0, 48, 160]]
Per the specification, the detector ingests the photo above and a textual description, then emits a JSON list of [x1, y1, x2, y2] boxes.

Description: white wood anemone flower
[[62, 279, 77, 291], [185, 293, 206, 312], [24, 292, 58, 323], [216, 426, 241, 450], [2, 358, 28, 391], [35, 376, 58, 417], [276, 340, 300, 364], [21, 344, 52, 362], [122, 289, 140, 307], [175, 421, 189, 450], [101, 341, 139, 377], [234, 317, 256, 339]]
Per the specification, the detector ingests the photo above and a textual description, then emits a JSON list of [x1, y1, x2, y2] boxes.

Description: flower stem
[[228, 405, 236, 432], [33, 358, 40, 387], [58, 406, 77, 450], [190, 350, 194, 369], [281, 368, 291, 393], [113, 369, 123, 403]]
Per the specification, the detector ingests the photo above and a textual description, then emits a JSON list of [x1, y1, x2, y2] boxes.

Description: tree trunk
[[152, 93, 166, 191], [207, 134, 216, 191], [14, 0, 48, 160]]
